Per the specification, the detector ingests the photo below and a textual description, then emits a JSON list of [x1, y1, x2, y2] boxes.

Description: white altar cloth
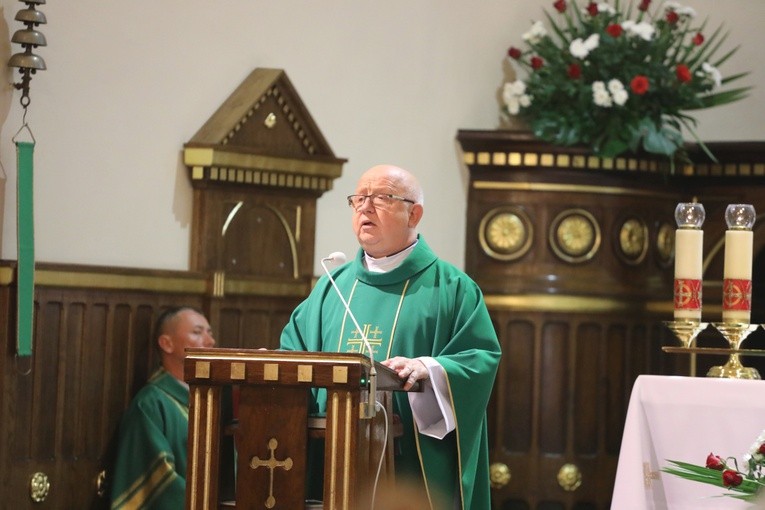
[[612, 375, 765, 509]]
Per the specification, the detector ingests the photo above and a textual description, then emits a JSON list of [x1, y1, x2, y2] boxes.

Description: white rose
[[522, 21, 547, 44], [612, 89, 629, 106]]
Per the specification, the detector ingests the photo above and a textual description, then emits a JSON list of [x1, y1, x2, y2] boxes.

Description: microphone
[[321, 252, 378, 418]]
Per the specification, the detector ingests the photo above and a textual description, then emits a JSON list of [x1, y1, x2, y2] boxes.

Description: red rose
[[638, 0, 651, 11], [630, 75, 650, 95], [553, 0, 566, 13], [693, 33, 704, 46], [567, 63, 581, 79], [531, 56, 544, 70], [606, 24, 623, 38], [586, 2, 598, 16], [706, 453, 725, 470], [666, 10, 679, 24], [508, 46, 522, 60], [758, 443, 765, 455], [676, 64, 692, 83], [722, 469, 743, 487]]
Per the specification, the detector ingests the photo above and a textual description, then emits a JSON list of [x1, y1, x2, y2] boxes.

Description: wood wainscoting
[[0, 262, 304, 509], [458, 130, 765, 510]]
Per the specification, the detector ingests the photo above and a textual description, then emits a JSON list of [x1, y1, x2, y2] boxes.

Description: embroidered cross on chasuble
[[334, 279, 410, 358]]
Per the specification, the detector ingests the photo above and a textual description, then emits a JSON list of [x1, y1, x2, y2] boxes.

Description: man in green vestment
[[281, 164, 502, 509], [110, 306, 216, 510]]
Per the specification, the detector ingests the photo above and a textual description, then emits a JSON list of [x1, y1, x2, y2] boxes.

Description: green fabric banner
[[16, 141, 34, 357]]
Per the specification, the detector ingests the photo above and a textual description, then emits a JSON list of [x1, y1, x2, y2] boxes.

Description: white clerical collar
[[364, 240, 418, 273]]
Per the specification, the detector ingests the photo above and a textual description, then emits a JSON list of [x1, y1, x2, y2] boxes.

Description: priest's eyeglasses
[[347, 193, 415, 210]]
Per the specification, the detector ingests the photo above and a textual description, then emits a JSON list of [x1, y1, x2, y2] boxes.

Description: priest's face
[[160, 309, 216, 363], [351, 165, 423, 258]]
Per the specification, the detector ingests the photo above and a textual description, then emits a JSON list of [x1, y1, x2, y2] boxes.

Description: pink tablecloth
[[612, 375, 765, 509]]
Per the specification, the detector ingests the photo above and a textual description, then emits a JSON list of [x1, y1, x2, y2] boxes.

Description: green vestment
[[281, 237, 501, 509], [110, 368, 188, 510]]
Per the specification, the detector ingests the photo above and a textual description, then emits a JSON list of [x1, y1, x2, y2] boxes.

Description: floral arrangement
[[502, 0, 750, 162], [663, 430, 765, 501]]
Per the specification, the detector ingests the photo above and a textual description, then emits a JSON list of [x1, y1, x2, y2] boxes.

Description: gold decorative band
[[473, 180, 677, 198], [0, 264, 310, 298], [462, 150, 765, 178], [483, 294, 674, 314]]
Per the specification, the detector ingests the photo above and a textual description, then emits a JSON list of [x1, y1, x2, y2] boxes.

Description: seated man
[[110, 306, 216, 510]]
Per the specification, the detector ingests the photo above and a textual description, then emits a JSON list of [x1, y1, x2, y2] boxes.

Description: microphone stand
[[321, 254, 377, 419]]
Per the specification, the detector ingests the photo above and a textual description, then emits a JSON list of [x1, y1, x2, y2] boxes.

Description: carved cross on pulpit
[[643, 462, 659, 489], [250, 437, 294, 508]]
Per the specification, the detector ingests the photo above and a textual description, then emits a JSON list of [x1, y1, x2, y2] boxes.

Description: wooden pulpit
[[184, 347, 417, 510]]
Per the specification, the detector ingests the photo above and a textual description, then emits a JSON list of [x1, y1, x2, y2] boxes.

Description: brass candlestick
[[663, 320, 709, 348], [708, 323, 761, 379]]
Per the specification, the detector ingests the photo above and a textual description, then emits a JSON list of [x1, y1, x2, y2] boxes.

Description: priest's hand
[[382, 356, 429, 391]]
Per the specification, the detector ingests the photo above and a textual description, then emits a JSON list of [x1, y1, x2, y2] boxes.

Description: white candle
[[723, 230, 753, 323], [722, 204, 755, 323], [673, 203, 705, 321], [674, 229, 703, 320]]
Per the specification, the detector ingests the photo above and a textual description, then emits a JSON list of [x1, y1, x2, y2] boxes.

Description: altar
[[612, 375, 765, 509]]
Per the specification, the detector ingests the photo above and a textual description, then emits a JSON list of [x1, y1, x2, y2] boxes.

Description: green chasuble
[[110, 368, 189, 510], [281, 236, 501, 509]]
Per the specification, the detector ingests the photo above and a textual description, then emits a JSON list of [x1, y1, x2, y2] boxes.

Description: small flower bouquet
[[502, 0, 750, 162], [663, 431, 765, 502]]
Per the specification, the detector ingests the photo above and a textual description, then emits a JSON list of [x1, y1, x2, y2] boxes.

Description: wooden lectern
[[184, 347, 417, 510]]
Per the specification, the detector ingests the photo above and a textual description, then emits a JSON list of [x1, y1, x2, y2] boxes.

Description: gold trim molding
[[483, 294, 673, 314], [0, 264, 310, 298]]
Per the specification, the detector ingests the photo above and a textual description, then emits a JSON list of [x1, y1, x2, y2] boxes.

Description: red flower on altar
[[567, 63, 581, 79], [553, 0, 566, 13], [585, 2, 598, 16], [706, 453, 725, 470], [693, 32, 704, 46], [676, 64, 692, 83], [507, 46, 522, 60], [722, 470, 744, 488], [630, 75, 649, 95], [606, 24, 623, 38], [665, 429, 765, 500], [666, 10, 680, 25], [638, 0, 651, 12], [530, 56, 544, 70]]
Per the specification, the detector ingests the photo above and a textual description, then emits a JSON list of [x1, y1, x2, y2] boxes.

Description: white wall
[[0, 0, 762, 275]]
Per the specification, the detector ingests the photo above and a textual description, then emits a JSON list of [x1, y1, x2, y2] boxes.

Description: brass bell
[[11, 29, 47, 47], [8, 51, 46, 71], [14, 8, 47, 25]]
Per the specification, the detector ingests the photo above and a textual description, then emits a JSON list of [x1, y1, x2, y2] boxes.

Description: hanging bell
[[11, 28, 47, 47], [7, 0, 48, 107]]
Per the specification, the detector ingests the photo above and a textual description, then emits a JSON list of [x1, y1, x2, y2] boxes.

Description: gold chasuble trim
[[412, 374, 465, 510], [385, 279, 410, 359], [412, 419, 435, 510], [336, 278, 411, 358], [443, 375, 465, 510]]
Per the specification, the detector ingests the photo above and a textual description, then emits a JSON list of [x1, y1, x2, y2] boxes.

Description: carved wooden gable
[[183, 68, 346, 289], [184, 68, 345, 193]]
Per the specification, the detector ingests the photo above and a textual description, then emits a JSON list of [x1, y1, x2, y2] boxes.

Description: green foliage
[[663, 459, 765, 501], [502, 0, 751, 162]]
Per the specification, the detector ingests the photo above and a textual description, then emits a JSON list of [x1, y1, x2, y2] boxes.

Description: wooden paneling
[[458, 130, 765, 510], [0, 264, 302, 509]]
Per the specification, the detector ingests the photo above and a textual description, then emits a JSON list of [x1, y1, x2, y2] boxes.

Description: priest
[[281, 164, 501, 509], [110, 306, 216, 509]]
